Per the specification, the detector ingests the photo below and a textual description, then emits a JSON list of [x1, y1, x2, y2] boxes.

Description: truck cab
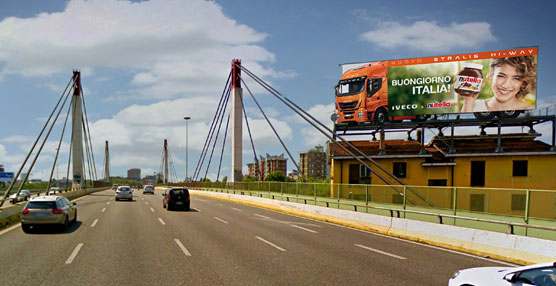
[[335, 62, 416, 125]]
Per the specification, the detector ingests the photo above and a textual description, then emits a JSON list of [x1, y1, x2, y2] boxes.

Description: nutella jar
[[454, 63, 483, 97]]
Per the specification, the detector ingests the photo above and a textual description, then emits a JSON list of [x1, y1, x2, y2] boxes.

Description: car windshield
[[336, 78, 365, 97], [26, 201, 57, 209], [20, 190, 30, 195], [119, 187, 130, 191], [170, 189, 187, 196]]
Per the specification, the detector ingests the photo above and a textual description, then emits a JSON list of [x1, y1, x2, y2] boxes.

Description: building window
[[469, 194, 485, 212], [511, 194, 526, 211], [349, 164, 360, 184], [470, 161, 485, 187], [360, 165, 371, 184], [513, 160, 528, 177], [428, 179, 447, 186], [393, 162, 406, 178]]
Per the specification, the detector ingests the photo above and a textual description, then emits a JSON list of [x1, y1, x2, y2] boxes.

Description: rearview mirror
[[503, 273, 517, 283]]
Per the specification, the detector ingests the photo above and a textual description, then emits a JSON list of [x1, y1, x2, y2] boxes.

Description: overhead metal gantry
[[333, 114, 556, 154]]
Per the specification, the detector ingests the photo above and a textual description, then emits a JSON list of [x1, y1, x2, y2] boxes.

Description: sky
[[0, 0, 555, 182]]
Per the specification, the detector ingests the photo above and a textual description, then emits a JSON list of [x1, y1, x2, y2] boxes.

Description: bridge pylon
[[231, 59, 243, 182], [71, 70, 84, 189]]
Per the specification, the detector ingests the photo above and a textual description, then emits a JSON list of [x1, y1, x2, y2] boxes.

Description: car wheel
[[62, 215, 69, 231], [22, 224, 31, 233], [374, 108, 388, 125], [497, 110, 521, 119], [72, 210, 77, 224], [473, 111, 495, 120]]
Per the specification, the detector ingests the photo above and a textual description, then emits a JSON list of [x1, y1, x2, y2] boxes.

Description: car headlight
[[450, 271, 460, 280]]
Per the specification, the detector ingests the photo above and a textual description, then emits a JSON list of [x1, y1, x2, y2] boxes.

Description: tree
[[200, 178, 211, 182], [264, 171, 286, 182], [222, 176, 228, 183], [242, 175, 258, 182]]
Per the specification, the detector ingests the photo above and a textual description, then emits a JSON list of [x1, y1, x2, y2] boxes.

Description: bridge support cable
[[239, 65, 432, 206], [202, 94, 232, 181], [6, 78, 74, 202], [46, 99, 73, 191], [194, 83, 232, 181], [79, 85, 98, 182], [0, 78, 74, 206], [66, 135, 73, 191], [216, 113, 230, 182], [240, 78, 306, 182], [241, 100, 261, 181], [81, 114, 97, 185], [192, 72, 232, 181]]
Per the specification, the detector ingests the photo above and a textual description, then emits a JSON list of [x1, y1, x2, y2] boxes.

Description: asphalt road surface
[[0, 188, 513, 285]]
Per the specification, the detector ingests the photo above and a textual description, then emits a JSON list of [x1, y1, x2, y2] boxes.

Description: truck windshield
[[336, 78, 365, 97]]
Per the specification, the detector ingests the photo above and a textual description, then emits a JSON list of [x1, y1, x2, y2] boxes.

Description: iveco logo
[[391, 104, 418, 110]]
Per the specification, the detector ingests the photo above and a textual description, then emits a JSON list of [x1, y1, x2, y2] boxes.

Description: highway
[[0, 188, 512, 285]]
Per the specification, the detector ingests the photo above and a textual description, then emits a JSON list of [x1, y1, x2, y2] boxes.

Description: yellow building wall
[[331, 154, 556, 218]]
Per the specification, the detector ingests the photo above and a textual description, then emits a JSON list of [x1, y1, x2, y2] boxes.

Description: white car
[[9, 190, 31, 203], [47, 187, 61, 195], [449, 261, 556, 286], [115, 186, 133, 201]]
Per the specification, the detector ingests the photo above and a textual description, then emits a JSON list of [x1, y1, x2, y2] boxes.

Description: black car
[[162, 188, 190, 211]]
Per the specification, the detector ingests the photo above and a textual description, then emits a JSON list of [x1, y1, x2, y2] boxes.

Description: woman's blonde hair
[[488, 56, 537, 99]]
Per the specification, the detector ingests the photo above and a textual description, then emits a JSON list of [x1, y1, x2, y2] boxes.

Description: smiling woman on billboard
[[461, 56, 537, 112]]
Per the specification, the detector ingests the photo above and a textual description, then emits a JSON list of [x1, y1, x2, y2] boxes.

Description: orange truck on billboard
[[334, 47, 538, 125]]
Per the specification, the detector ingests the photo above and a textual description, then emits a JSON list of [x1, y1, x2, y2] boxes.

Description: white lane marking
[[231, 207, 243, 212], [142, 198, 144, 201], [150, 207, 155, 212], [290, 224, 318, 233], [106, 202, 110, 205], [158, 218, 166, 225], [214, 217, 229, 224], [145, 202, 149, 205], [355, 244, 406, 260], [194, 208, 201, 212], [254, 214, 270, 219], [196, 199, 207, 202], [102, 208, 106, 213], [91, 219, 99, 228], [174, 239, 192, 256], [216, 203, 223, 206], [255, 236, 286, 252], [0, 223, 20, 236], [65, 243, 84, 264]]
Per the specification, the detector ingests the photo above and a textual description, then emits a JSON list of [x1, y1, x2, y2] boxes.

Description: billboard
[[0, 172, 14, 183], [385, 47, 537, 116]]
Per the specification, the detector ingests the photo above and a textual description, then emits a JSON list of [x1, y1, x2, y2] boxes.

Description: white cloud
[[0, 0, 290, 100], [360, 21, 497, 53]]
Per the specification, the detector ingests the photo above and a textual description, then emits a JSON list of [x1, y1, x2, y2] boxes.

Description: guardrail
[[184, 182, 556, 240]]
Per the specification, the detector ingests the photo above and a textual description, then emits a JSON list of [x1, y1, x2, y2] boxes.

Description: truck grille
[[338, 101, 358, 110]]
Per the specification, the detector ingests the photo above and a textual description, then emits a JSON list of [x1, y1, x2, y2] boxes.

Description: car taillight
[[167, 196, 170, 202], [22, 209, 29, 214], [116, 191, 120, 194], [188, 197, 190, 201], [52, 209, 64, 214]]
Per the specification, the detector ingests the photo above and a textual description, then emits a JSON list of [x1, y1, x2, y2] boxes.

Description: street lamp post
[[184, 116, 191, 182]]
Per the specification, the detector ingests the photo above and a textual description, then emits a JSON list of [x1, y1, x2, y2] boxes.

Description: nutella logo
[[427, 101, 451, 108], [457, 76, 482, 83]]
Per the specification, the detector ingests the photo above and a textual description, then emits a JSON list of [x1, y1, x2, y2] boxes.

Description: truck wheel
[[497, 110, 521, 119], [374, 108, 388, 125], [473, 112, 495, 120]]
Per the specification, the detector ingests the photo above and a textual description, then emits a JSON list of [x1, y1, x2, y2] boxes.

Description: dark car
[[162, 188, 190, 211]]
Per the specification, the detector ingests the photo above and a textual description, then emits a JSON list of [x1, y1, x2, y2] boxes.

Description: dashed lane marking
[[174, 239, 191, 256], [158, 218, 166, 225], [214, 217, 229, 224], [65, 243, 84, 264], [255, 236, 286, 252], [91, 219, 98, 228], [355, 244, 406, 260]]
